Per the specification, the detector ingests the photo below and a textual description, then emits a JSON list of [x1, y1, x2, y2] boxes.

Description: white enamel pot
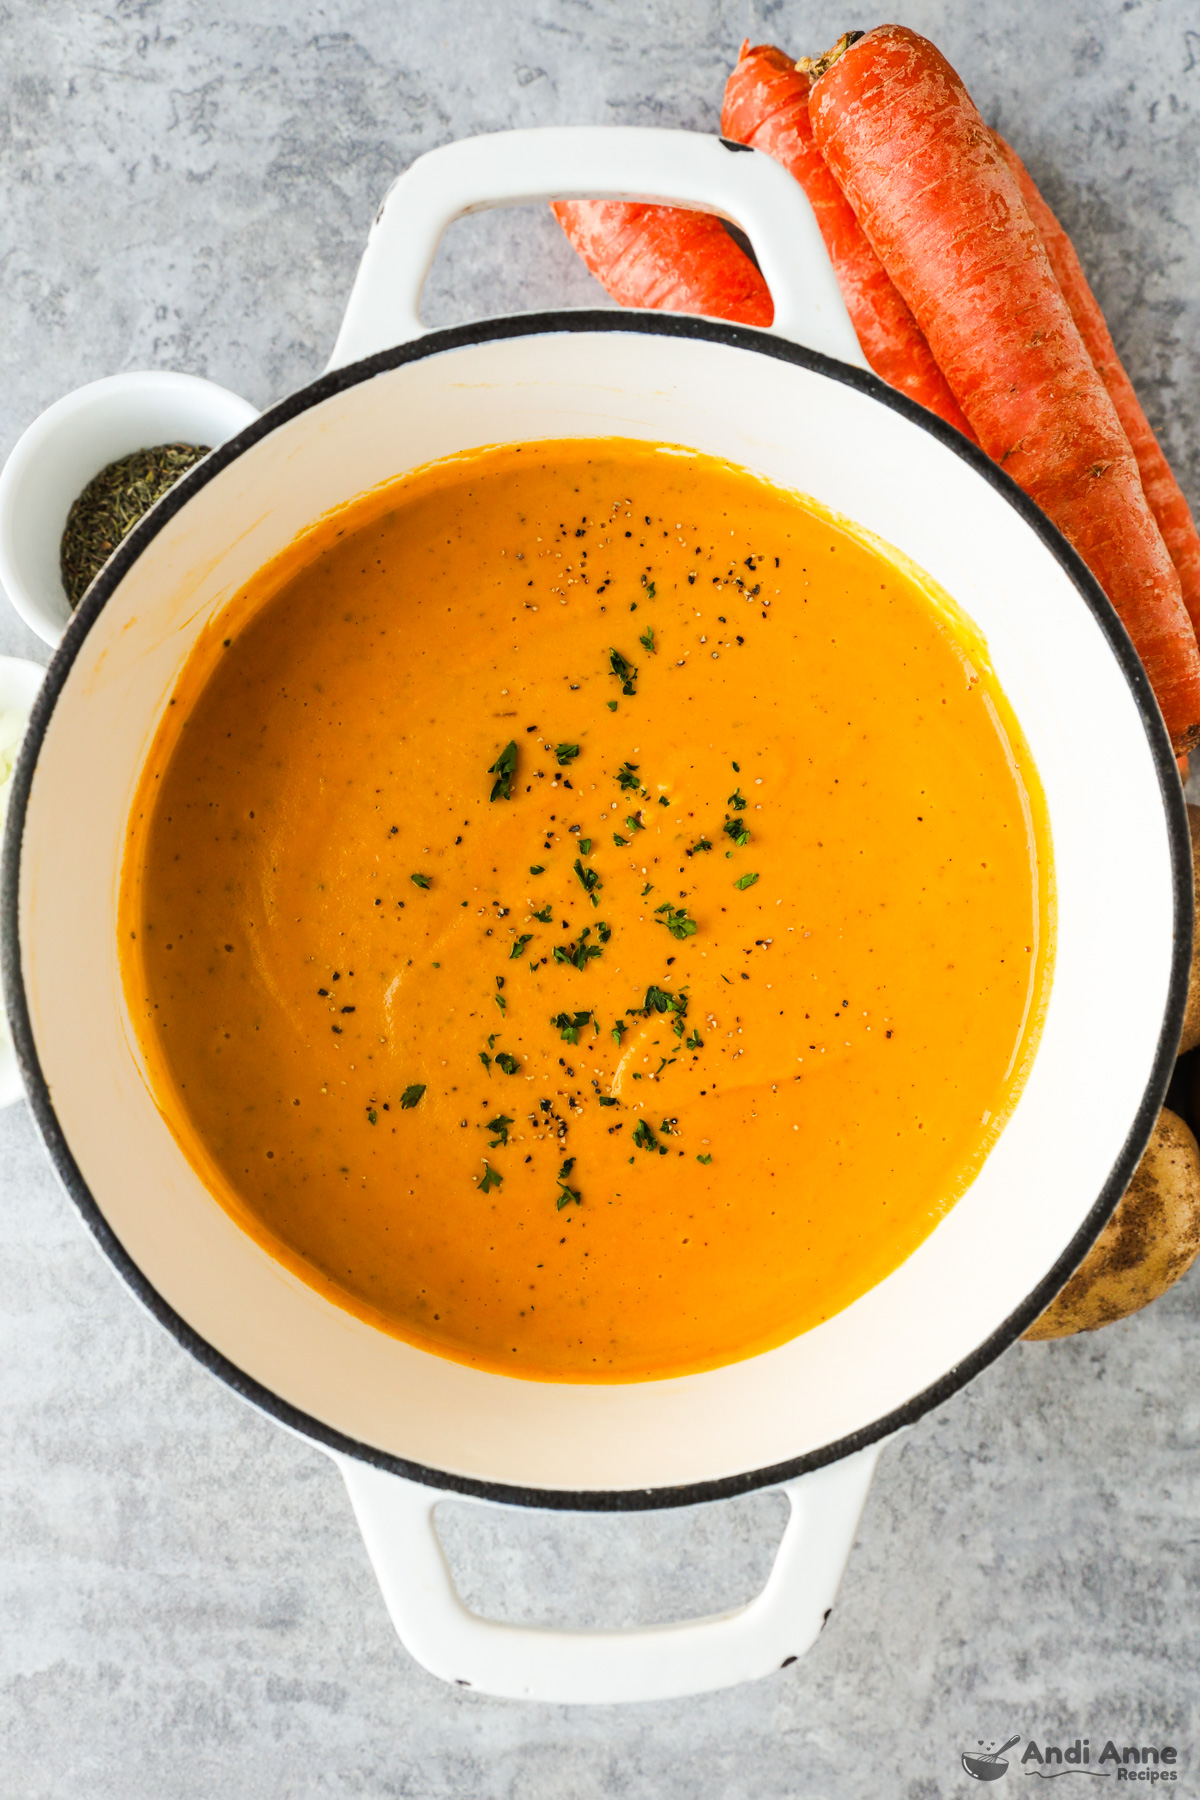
[[2, 129, 1190, 1706]]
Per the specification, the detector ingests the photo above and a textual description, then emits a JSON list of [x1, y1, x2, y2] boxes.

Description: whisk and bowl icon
[[963, 1736, 1021, 1781]]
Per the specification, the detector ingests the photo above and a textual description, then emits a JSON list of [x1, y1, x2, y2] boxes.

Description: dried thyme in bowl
[[60, 442, 211, 608]]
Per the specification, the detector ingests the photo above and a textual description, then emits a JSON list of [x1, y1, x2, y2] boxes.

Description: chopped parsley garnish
[[660, 1117, 678, 1135], [495, 1052, 520, 1075], [655, 902, 697, 940], [616, 762, 641, 792], [625, 813, 644, 833], [558, 1157, 576, 1179], [606, 701, 618, 711], [697, 1153, 713, 1165], [478, 1052, 491, 1074], [487, 1114, 514, 1148], [579, 837, 592, 855], [727, 787, 747, 812], [723, 816, 751, 848], [488, 740, 518, 801], [641, 882, 653, 897], [410, 872, 431, 889], [478, 1161, 503, 1193], [597, 920, 612, 943], [552, 1010, 592, 1045], [638, 625, 656, 654], [555, 743, 581, 766], [687, 838, 712, 856], [613, 833, 629, 847], [657, 796, 670, 808], [494, 992, 506, 1015], [645, 580, 657, 599], [400, 1083, 426, 1108], [510, 934, 533, 959], [612, 1018, 627, 1044], [685, 1028, 703, 1051], [632, 1119, 658, 1153], [529, 865, 545, 875], [734, 871, 760, 890], [556, 1181, 581, 1211], [638, 986, 688, 1037], [554, 926, 602, 970], [598, 1095, 618, 1107], [367, 1109, 377, 1125], [608, 648, 638, 695], [530, 904, 553, 923], [573, 858, 602, 906]]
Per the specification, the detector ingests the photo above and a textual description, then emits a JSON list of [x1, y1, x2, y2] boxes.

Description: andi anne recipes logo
[[962, 1735, 1184, 1782]]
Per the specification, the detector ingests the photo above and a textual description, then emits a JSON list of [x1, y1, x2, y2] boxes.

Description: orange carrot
[[551, 200, 773, 326], [721, 40, 975, 439], [809, 25, 1200, 752], [993, 132, 1200, 640]]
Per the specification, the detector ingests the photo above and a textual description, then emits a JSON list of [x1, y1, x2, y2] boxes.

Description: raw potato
[[1180, 805, 1200, 1054], [1024, 1107, 1200, 1338]]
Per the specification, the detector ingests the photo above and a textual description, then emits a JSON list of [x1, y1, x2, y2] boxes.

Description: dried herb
[[655, 903, 697, 940], [488, 740, 518, 801], [552, 1010, 592, 1045], [609, 648, 638, 695], [60, 443, 210, 608], [400, 1084, 426, 1108], [573, 858, 602, 905], [555, 743, 580, 766], [554, 926, 602, 970]]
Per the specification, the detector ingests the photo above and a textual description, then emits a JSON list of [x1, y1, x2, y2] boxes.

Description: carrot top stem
[[796, 31, 863, 82]]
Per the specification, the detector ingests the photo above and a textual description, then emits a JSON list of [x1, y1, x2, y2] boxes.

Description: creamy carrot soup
[[120, 440, 1053, 1381]]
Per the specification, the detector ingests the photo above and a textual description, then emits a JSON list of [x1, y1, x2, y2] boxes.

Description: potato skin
[[1178, 805, 1200, 1054], [1023, 1106, 1200, 1339]]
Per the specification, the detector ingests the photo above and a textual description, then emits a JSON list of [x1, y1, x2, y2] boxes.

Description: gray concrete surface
[[3, 3, 1200, 1795]]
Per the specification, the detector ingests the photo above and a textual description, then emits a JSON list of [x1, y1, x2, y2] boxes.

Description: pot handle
[[326, 126, 866, 371], [334, 1440, 882, 1704]]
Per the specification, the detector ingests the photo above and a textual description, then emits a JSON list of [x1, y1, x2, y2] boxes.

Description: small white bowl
[[0, 371, 258, 647], [0, 654, 47, 1106]]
